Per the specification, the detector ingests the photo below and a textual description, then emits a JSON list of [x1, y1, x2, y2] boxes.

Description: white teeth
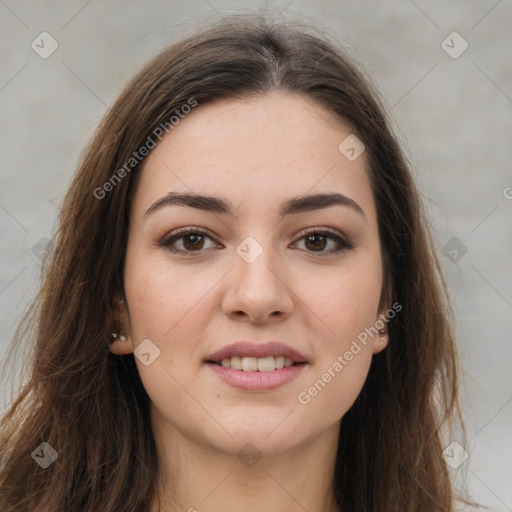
[[230, 356, 242, 370], [242, 357, 258, 371], [217, 355, 298, 371], [257, 356, 275, 372]]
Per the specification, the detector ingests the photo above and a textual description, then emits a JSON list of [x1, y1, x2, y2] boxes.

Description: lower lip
[[206, 362, 307, 391]]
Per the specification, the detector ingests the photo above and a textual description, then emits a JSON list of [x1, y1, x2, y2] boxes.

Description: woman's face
[[112, 92, 389, 456]]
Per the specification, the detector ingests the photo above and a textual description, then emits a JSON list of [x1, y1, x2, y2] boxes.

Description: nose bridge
[[222, 233, 293, 321], [234, 233, 282, 292]]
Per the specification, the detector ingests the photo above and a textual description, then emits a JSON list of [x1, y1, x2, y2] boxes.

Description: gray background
[[0, 1, 511, 510]]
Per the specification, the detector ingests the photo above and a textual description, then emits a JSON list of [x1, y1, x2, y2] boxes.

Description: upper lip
[[206, 341, 308, 363]]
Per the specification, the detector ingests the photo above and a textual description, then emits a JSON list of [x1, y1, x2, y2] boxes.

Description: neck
[[148, 404, 341, 512]]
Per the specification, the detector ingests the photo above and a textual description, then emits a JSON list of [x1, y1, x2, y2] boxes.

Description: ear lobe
[[372, 308, 390, 355], [372, 330, 388, 355], [374, 269, 393, 355], [109, 333, 133, 355]]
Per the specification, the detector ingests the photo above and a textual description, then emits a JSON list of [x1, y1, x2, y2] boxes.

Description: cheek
[[294, 256, 381, 415], [123, 251, 225, 397], [302, 254, 383, 347], [124, 251, 221, 341], [296, 281, 377, 422], [123, 253, 220, 420], [296, 348, 372, 433]]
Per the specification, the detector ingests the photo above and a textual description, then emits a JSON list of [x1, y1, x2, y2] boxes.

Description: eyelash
[[157, 227, 353, 257]]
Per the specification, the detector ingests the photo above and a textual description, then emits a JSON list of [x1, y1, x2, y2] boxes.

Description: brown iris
[[304, 233, 327, 251], [183, 234, 205, 250]]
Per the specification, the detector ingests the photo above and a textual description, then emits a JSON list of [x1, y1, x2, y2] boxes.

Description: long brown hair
[[1, 13, 467, 511]]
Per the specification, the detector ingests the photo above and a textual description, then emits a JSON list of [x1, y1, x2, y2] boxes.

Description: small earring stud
[[111, 333, 127, 341], [378, 329, 386, 335]]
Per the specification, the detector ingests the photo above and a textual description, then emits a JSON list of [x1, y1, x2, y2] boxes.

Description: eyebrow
[[145, 191, 366, 220]]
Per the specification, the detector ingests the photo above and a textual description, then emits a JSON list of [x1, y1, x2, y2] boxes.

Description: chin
[[205, 429, 304, 461]]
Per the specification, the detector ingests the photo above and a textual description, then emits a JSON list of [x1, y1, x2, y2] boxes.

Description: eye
[[157, 228, 219, 255], [293, 228, 353, 254], [157, 227, 353, 256]]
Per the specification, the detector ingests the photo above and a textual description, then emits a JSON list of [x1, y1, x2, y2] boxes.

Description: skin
[[110, 92, 389, 512]]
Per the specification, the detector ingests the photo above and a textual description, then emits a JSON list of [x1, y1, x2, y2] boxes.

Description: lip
[[207, 362, 308, 391], [206, 341, 308, 363]]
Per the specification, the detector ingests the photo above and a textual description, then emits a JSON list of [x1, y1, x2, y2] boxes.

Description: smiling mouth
[[207, 355, 304, 372]]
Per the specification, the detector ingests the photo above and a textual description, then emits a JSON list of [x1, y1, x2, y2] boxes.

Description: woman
[[0, 13, 468, 512]]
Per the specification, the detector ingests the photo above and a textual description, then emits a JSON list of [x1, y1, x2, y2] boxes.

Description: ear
[[373, 273, 393, 355], [108, 295, 133, 355], [372, 309, 390, 355]]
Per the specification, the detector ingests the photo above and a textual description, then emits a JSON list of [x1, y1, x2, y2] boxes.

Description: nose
[[221, 243, 294, 324]]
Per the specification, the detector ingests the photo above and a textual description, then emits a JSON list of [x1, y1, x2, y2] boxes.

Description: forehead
[[133, 92, 375, 220]]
